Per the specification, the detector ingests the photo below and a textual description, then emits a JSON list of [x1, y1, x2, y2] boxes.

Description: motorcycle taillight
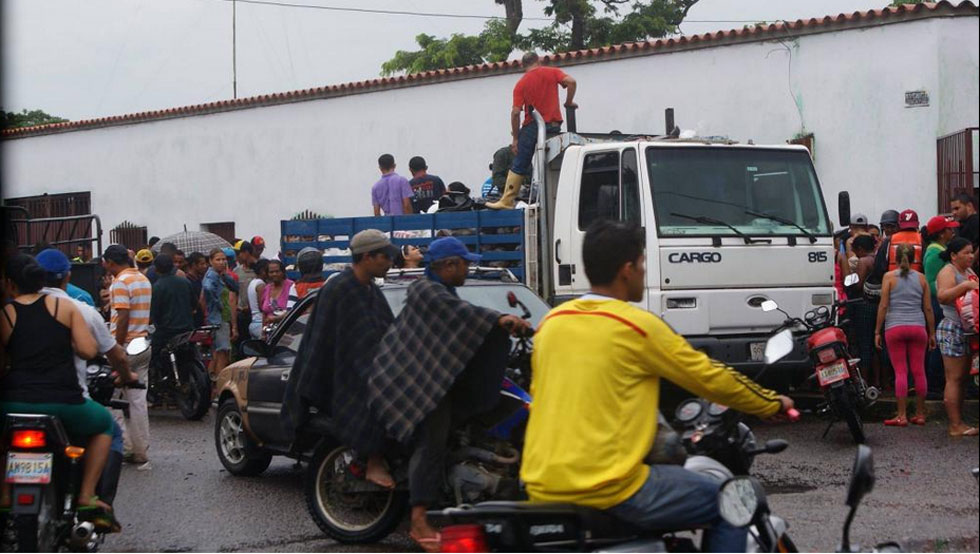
[[11, 429, 46, 449], [816, 348, 838, 364], [441, 524, 487, 553]]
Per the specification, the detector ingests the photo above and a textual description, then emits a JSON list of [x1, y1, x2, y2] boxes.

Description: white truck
[[515, 111, 844, 376], [283, 111, 846, 376]]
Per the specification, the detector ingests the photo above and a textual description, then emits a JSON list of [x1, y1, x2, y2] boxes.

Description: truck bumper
[[687, 333, 811, 379]]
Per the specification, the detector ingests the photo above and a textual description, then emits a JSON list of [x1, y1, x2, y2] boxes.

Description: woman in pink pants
[[875, 244, 936, 426]]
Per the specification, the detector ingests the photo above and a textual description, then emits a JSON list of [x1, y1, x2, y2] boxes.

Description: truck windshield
[[646, 147, 830, 237]]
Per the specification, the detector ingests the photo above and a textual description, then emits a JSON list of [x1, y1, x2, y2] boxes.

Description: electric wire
[[202, 0, 781, 24]]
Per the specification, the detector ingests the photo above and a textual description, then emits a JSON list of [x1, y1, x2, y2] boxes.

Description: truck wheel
[[215, 400, 272, 476], [177, 358, 212, 421], [305, 443, 406, 544]]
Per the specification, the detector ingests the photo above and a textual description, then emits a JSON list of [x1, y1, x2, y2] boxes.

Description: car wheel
[[215, 399, 272, 476]]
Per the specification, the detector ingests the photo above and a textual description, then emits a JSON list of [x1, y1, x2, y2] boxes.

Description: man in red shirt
[[487, 52, 576, 210]]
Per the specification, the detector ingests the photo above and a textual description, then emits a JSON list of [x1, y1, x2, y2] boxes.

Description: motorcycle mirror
[[764, 439, 789, 454], [241, 339, 268, 358], [125, 337, 149, 357], [507, 291, 518, 308], [761, 300, 779, 312], [764, 329, 794, 365], [846, 444, 875, 508], [843, 273, 859, 287]]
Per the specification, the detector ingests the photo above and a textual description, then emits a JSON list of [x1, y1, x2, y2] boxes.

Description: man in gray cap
[[281, 229, 399, 489]]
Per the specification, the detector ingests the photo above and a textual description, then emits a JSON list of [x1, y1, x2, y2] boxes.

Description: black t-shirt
[[958, 213, 979, 247], [409, 174, 446, 213]]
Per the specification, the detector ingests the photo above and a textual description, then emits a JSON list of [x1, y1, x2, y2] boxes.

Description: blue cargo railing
[[281, 210, 526, 281]]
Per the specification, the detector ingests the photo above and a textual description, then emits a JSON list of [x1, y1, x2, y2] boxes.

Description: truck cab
[[543, 135, 835, 374]]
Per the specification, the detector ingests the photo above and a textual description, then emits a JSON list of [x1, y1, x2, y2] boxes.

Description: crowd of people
[[837, 193, 978, 436], [369, 52, 576, 217]]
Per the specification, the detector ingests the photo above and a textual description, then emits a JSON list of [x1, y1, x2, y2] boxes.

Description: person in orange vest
[[887, 210, 924, 272]]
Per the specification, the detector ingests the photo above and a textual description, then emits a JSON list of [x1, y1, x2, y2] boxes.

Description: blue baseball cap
[[426, 237, 481, 263], [36, 248, 72, 279]]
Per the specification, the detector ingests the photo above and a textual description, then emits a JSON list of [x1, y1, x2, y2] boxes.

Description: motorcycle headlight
[[718, 477, 761, 528]]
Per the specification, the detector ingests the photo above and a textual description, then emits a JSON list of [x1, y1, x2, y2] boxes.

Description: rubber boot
[[486, 171, 523, 210], [97, 450, 124, 506]]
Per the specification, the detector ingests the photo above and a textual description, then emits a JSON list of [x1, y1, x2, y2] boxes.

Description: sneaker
[[123, 453, 149, 465], [135, 461, 152, 471]]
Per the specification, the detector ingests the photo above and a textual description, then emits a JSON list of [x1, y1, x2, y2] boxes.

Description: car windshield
[[382, 283, 550, 326], [647, 147, 831, 237]]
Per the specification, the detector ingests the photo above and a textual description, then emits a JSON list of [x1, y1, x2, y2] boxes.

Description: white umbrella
[[152, 231, 232, 254]]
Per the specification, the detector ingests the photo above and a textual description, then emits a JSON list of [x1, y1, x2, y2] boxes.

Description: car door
[[246, 298, 314, 445]]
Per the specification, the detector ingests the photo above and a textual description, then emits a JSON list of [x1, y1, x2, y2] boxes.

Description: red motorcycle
[[763, 294, 877, 444]]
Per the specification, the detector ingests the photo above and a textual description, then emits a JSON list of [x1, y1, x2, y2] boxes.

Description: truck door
[[553, 147, 642, 301]]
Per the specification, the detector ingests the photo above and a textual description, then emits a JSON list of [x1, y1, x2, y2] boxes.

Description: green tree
[[1, 108, 69, 129], [381, 0, 699, 75], [889, 0, 925, 6]]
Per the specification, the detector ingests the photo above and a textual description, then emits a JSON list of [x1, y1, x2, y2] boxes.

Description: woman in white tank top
[[247, 260, 269, 339]]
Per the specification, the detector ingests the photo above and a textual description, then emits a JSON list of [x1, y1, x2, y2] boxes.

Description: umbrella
[[151, 231, 232, 254]]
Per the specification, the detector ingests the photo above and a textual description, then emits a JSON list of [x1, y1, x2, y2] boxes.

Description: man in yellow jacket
[[521, 220, 794, 553]]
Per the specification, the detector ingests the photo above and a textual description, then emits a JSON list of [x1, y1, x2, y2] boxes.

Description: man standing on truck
[[408, 156, 447, 213], [372, 154, 414, 216], [487, 52, 576, 210]]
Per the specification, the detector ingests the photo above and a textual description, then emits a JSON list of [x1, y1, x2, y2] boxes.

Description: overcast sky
[[2, 0, 887, 121]]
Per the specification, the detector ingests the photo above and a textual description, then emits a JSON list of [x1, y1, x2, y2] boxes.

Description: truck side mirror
[[838, 191, 851, 228]]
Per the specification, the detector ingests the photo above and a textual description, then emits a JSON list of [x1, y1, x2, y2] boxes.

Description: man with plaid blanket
[[367, 236, 531, 551], [281, 229, 400, 489]]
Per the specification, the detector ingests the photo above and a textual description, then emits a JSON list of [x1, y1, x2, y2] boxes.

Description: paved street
[[103, 405, 979, 553]]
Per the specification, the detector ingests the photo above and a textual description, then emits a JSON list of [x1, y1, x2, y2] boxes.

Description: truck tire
[[833, 387, 865, 444], [215, 399, 272, 476], [305, 443, 406, 544], [177, 358, 212, 421]]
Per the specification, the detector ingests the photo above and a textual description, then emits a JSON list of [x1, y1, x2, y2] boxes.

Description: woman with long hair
[[1, 254, 117, 526], [875, 244, 935, 426], [935, 238, 979, 437]]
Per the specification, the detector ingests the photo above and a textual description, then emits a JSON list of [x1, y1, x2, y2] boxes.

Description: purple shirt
[[371, 172, 414, 215]]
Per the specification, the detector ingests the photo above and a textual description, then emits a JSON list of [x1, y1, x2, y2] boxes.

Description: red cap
[[926, 215, 959, 235], [897, 209, 920, 230], [251, 236, 265, 247]]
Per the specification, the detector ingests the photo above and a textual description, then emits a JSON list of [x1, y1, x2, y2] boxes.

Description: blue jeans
[[110, 419, 124, 454], [607, 465, 747, 553], [511, 121, 561, 176]]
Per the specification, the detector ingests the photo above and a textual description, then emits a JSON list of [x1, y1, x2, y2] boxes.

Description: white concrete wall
[[2, 16, 977, 253]]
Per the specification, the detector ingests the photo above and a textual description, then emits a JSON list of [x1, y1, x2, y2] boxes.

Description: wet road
[[105, 407, 978, 553]]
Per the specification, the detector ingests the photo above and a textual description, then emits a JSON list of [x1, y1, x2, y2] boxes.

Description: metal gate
[[110, 221, 148, 251], [937, 127, 979, 212], [3, 191, 94, 253]]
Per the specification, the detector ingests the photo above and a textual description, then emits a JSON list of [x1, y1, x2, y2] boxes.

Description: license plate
[[749, 342, 766, 362], [817, 360, 849, 387], [5, 452, 53, 484]]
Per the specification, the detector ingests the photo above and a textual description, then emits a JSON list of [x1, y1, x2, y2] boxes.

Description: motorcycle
[[146, 325, 216, 421], [429, 328, 803, 552], [761, 284, 878, 444], [0, 351, 145, 552], [303, 318, 535, 544]]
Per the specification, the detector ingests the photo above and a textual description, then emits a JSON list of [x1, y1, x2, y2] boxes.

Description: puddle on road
[[761, 481, 818, 494]]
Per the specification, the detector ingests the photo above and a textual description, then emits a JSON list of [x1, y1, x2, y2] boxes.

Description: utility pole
[[232, 0, 237, 99]]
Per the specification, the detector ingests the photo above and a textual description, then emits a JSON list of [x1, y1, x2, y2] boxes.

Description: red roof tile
[[3, 1, 976, 139]]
